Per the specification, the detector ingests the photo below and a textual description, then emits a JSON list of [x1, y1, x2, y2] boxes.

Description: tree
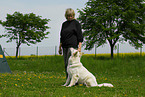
[[0, 12, 50, 59], [78, 0, 145, 58]]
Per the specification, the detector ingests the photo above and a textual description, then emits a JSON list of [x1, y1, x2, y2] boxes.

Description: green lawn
[[0, 55, 145, 97]]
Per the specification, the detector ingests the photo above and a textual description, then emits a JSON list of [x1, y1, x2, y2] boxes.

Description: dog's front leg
[[67, 74, 79, 87], [62, 75, 70, 86]]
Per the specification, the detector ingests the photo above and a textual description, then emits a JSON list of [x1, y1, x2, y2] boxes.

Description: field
[[0, 54, 145, 97]]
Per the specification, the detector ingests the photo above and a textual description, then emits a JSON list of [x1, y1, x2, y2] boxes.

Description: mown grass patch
[[0, 54, 145, 96]]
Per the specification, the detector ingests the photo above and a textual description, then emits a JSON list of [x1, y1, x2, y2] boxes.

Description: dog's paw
[[66, 85, 72, 87], [62, 84, 66, 86]]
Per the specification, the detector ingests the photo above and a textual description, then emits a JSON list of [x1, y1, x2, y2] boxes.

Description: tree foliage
[[0, 12, 50, 58], [78, 0, 145, 58]]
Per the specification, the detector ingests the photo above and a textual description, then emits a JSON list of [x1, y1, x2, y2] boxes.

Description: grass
[[0, 54, 145, 97]]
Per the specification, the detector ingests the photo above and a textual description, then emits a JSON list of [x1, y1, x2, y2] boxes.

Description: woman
[[58, 8, 83, 78]]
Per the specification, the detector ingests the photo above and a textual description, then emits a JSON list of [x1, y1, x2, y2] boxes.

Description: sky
[[0, 0, 144, 55], [0, 0, 88, 47]]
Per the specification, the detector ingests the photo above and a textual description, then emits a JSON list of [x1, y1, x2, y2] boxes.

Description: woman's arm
[[78, 42, 82, 52]]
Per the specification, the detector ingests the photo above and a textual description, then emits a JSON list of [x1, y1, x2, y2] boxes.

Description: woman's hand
[[78, 48, 81, 52], [58, 48, 62, 55], [58, 43, 62, 55]]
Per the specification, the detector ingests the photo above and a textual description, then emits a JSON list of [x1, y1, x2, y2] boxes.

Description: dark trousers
[[63, 48, 71, 78]]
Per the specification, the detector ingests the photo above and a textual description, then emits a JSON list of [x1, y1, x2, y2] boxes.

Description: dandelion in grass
[[15, 84, 18, 87], [49, 76, 53, 78], [28, 78, 31, 80], [62, 77, 66, 79], [79, 84, 83, 86], [38, 76, 41, 79], [33, 74, 37, 77], [24, 71, 26, 75]]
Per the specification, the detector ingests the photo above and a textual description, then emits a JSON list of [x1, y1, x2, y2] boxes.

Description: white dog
[[63, 48, 113, 87]]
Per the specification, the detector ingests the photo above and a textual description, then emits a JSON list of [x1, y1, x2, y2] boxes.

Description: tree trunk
[[16, 46, 19, 59], [108, 39, 115, 59], [108, 37, 119, 59], [16, 43, 21, 59], [110, 44, 114, 59]]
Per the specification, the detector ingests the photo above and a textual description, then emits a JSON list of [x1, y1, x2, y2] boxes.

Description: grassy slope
[[0, 55, 145, 97]]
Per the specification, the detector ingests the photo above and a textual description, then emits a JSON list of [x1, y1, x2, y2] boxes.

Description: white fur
[[63, 48, 113, 87]]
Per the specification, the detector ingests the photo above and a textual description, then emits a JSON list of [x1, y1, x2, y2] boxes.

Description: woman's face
[[66, 15, 74, 21]]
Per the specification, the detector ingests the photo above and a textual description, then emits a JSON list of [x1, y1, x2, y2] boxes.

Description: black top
[[60, 19, 83, 48]]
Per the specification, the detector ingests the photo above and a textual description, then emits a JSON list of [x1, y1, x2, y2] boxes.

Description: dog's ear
[[70, 48, 74, 52]]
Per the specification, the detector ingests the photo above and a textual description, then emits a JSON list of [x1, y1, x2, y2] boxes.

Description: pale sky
[[0, 0, 144, 54], [0, 0, 88, 48]]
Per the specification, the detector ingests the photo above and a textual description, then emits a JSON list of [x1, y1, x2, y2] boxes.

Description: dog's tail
[[97, 83, 113, 87]]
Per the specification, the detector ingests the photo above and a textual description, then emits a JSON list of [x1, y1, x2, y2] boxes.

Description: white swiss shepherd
[[63, 48, 113, 87]]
